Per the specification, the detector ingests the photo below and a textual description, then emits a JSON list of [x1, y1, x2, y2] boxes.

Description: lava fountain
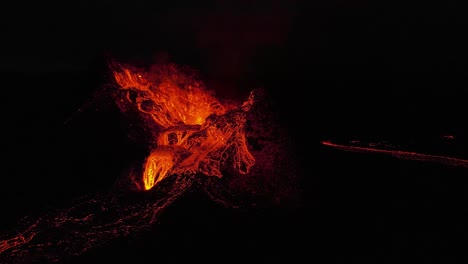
[[0, 60, 300, 263], [111, 62, 255, 190]]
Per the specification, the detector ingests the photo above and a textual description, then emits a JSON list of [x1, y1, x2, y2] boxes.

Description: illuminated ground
[[2, 1, 467, 261], [2, 69, 468, 263], [0, 71, 309, 263]]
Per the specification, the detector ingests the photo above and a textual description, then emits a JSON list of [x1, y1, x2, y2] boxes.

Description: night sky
[[2, 0, 468, 262], [3, 1, 467, 133]]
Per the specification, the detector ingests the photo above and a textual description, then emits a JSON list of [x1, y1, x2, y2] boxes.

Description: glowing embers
[[113, 63, 257, 190]]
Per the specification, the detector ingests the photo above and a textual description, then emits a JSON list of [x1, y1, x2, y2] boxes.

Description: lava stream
[[321, 140, 468, 168], [0, 174, 195, 263]]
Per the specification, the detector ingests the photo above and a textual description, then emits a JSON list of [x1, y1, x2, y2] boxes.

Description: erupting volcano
[[0, 60, 300, 263], [112, 62, 256, 190]]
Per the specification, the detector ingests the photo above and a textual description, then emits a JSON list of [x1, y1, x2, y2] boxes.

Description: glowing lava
[[321, 140, 468, 168], [112, 64, 228, 128], [0, 176, 194, 263], [112, 63, 255, 190], [0, 60, 298, 263]]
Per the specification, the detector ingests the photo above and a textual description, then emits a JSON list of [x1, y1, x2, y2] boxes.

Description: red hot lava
[[111, 62, 256, 190], [0, 60, 300, 263]]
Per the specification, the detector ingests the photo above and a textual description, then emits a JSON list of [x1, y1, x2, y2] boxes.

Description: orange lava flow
[[321, 140, 468, 168], [113, 63, 256, 190], [0, 62, 271, 262], [113, 65, 228, 128], [0, 223, 37, 255]]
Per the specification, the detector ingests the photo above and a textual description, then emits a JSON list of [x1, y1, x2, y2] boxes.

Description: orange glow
[[113, 64, 228, 128], [321, 140, 468, 168], [112, 63, 256, 190], [0, 61, 286, 262], [143, 147, 176, 189]]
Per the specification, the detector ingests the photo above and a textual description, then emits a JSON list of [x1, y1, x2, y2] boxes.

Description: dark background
[[1, 0, 468, 263]]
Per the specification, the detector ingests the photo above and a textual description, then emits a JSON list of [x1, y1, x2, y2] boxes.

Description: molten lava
[[0, 59, 299, 263], [112, 65, 228, 128], [112, 63, 256, 190]]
